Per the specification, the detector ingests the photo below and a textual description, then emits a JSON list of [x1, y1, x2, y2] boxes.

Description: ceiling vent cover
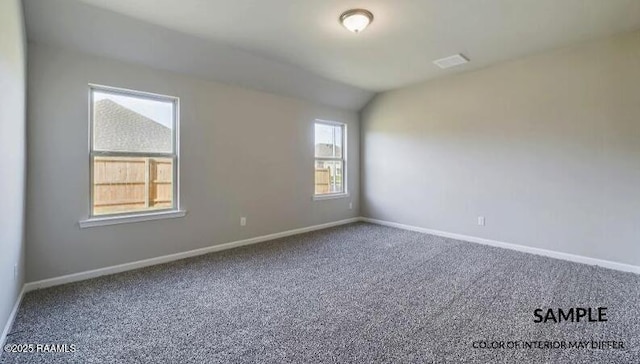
[[433, 54, 469, 69]]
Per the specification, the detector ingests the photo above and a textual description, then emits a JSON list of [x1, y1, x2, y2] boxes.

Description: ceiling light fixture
[[339, 9, 374, 33]]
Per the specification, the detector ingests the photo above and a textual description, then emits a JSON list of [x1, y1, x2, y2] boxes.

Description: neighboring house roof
[[94, 99, 172, 153], [315, 143, 342, 158]]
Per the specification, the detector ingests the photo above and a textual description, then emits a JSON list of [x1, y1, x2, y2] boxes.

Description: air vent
[[433, 54, 469, 69]]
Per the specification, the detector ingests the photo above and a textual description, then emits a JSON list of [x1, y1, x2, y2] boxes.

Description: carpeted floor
[[2, 222, 639, 363]]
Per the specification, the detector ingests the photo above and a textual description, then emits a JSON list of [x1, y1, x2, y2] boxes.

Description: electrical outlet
[[477, 216, 485, 226], [240, 217, 246, 226], [349, 202, 353, 210]]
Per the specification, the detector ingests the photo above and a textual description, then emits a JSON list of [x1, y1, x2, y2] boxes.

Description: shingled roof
[[93, 99, 172, 153]]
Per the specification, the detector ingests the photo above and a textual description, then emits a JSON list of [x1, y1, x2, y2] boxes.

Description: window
[[88, 85, 179, 219], [314, 121, 346, 198]]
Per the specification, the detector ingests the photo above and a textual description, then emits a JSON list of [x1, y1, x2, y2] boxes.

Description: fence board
[[315, 168, 331, 194], [93, 156, 173, 215]]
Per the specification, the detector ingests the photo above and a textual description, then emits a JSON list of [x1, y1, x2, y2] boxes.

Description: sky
[[315, 123, 342, 146], [94, 91, 174, 129]]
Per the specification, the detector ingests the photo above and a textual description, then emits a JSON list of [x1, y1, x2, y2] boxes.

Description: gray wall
[[361, 31, 640, 266], [27, 43, 359, 281], [0, 0, 27, 335]]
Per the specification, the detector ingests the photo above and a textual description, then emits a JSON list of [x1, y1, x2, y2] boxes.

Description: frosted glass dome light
[[340, 9, 373, 33]]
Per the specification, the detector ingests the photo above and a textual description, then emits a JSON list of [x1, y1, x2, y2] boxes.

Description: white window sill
[[79, 210, 187, 229], [313, 193, 349, 201]]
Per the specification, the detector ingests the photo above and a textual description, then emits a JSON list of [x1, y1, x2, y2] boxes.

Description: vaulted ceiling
[[24, 0, 640, 110]]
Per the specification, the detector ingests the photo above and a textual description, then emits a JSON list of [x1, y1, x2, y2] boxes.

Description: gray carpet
[[2, 222, 639, 363]]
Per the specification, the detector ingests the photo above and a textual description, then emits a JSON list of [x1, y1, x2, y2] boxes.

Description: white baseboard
[[20, 215, 638, 299], [361, 217, 640, 275], [25, 217, 360, 292], [1, 285, 26, 356]]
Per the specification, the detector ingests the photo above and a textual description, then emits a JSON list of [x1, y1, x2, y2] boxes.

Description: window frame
[[313, 119, 348, 200], [80, 84, 183, 228]]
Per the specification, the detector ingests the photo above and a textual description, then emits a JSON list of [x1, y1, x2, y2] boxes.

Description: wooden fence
[[93, 156, 173, 215], [315, 168, 331, 194], [95, 160, 334, 214]]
